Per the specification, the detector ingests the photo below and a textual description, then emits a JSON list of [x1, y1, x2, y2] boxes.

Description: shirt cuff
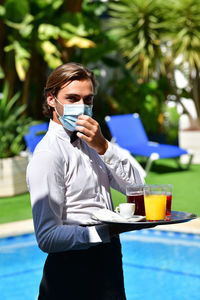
[[99, 142, 117, 166], [88, 224, 110, 244]]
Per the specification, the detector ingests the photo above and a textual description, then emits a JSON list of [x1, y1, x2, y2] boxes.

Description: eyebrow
[[64, 93, 94, 98]]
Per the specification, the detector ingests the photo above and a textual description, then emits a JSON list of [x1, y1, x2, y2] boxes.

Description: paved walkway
[[0, 219, 34, 238], [0, 217, 200, 238], [154, 217, 200, 234]]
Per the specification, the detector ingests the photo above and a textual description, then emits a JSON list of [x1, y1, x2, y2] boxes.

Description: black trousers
[[38, 236, 126, 300]]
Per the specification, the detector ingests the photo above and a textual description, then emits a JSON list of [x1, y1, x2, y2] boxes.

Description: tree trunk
[[25, 51, 47, 120], [65, 0, 84, 12], [0, 12, 17, 98], [191, 65, 200, 128], [4, 52, 17, 99], [59, 0, 84, 63], [170, 72, 195, 128], [0, 12, 6, 72]]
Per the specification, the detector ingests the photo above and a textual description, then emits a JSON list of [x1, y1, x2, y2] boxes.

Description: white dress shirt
[[26, 120, 143, 253]]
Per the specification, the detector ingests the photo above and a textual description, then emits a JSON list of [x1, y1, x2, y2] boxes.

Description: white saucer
[[92, 209, 145, 223]]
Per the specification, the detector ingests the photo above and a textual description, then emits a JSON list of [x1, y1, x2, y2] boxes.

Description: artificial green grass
[[0, 193, 32, 224], [0, 159, 199, 224], [111, 159, 200, 216], [145, 160, 200, 216]]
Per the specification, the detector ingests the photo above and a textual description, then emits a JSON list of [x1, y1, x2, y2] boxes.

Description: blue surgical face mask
[[54, 97, 93, 132]]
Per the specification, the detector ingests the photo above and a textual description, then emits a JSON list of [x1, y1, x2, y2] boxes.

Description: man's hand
[[76, 115, 108, 155]]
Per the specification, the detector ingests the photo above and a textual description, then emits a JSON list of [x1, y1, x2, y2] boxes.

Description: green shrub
[[0, 82, 32, 158]]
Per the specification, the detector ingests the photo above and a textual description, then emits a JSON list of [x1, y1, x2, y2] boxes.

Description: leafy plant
[[0, 0, 114, 120], [0, 82, 32, 158], [107, 0, 167, 79], [166, 0, 200, 128], [107, 0, 200, 129], [163, 105, 180, 144], [103, 67, 170, 136]]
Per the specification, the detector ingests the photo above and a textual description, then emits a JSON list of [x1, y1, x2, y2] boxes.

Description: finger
[[76, 131, 92, 142], [76, 119, 94, 131], [76, 118, 99, 136], [75, 125, 92, 137], [78, 114, 97, 125]]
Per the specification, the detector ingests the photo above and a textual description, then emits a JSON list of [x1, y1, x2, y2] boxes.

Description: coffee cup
[[115, 203, 135, 218]]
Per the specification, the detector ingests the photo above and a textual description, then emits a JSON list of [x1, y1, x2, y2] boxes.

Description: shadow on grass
[[139, 159, 194, 174]]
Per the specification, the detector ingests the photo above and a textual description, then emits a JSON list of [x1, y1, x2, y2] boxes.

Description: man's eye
[[84, 96, 94, 104], [67, 97, 78, 102]]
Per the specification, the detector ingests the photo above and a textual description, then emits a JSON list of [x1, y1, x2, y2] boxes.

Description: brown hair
[[43, 62, 98, 118]]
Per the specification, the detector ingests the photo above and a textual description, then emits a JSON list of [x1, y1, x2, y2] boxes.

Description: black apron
[[38, 236, 126, 300]]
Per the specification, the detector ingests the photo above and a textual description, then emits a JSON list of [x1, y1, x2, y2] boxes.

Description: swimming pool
[[0, 230, 200, 300], [121, 230, 200, 300], [0, 234, 46, 300]]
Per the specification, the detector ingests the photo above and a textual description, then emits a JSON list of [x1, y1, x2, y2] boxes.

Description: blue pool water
[[121, 230, 200, 300], [0, 230, 200, 300]]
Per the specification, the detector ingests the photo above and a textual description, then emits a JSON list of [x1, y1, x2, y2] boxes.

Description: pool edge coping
[[0, 219, 34, 238], [0, 217, 200, 238], [154, 217, 200, 234]]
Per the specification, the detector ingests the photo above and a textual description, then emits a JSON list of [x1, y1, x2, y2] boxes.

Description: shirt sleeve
[[26, 150, 110, 253], [100, 142, 145, 194]]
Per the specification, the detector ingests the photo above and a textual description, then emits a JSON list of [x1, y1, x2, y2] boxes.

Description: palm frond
[[107, 0, 167, 78]]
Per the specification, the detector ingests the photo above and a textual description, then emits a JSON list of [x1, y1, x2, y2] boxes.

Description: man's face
[[48, 78, 94, 123], [55, 79, 94, 116]]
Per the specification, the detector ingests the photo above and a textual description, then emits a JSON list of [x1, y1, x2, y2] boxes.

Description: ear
[[47, 93, 56, 108]]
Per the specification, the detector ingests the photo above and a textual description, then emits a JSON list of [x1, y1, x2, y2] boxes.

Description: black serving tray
[[94, 211, 197, 226]]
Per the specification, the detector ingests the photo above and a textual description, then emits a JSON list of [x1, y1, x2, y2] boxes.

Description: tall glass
[[126, 184, 145, 216], [144, 185, 167, 221], [165, 184, 173, 220]]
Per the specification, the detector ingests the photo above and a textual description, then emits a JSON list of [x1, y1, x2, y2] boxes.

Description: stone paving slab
[[0, 217, 200, 238], [0, 219, 34, 238], [154, 217, 200, 234]]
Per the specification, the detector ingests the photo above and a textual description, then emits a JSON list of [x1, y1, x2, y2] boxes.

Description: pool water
[[121, 230, 200, 300], [0, 234, 46, 300], [0, 230, 200, 300]]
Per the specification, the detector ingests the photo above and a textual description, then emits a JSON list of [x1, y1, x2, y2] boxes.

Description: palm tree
[[167, 0, 200, 128], [107, 0, 167, 80], [108, 0, 200, 129]]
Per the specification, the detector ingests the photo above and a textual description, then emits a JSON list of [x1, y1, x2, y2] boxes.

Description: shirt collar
[[48, 119, 72, 141]]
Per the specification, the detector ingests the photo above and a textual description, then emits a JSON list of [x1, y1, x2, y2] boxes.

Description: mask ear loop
[[54, 96, 63, 118], [54, 96, 62, 106]]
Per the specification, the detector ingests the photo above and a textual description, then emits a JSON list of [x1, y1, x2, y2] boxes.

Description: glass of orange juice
[[144, 185, 167, 221]]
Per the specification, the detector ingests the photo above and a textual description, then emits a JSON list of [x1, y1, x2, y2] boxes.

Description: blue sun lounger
[[24, 122, 49, 154], [105, 113, 193, 173]]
